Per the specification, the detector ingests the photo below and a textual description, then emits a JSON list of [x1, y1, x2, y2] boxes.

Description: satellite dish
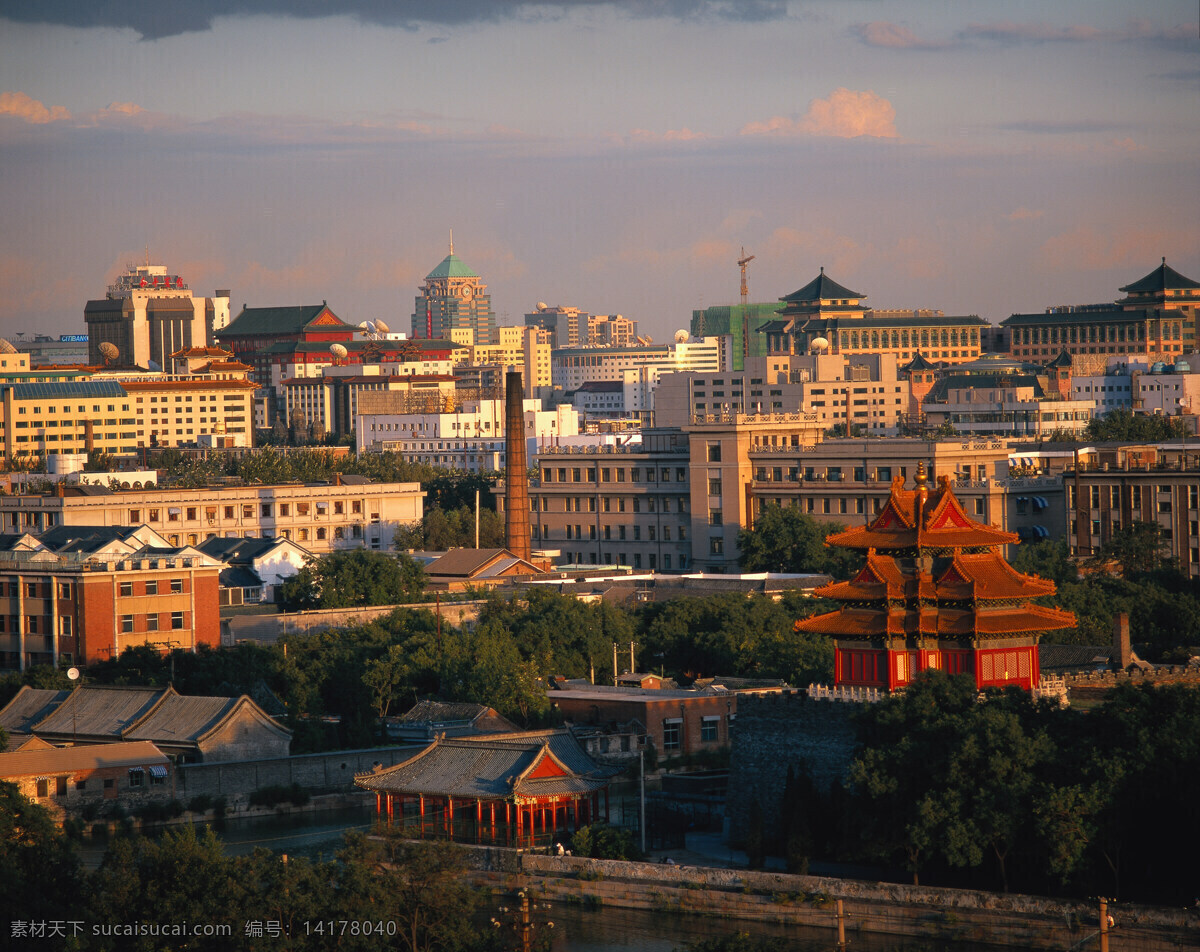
[[0, 339, 17, 354], [147, 360, 162, 372], [357, 321, 370, 330], [99, 341, 120, 363], [329, 343, 348, 359], [674, 329, 689, 344], [67, 667, 80, 681], [373, 318, 390, 334], [364, 320, 376, 334], [810, 337, 830, 353], [536, 302, 548, 311]]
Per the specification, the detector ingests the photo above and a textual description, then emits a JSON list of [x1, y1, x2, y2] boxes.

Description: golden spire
[[449, 228, 454, 256]]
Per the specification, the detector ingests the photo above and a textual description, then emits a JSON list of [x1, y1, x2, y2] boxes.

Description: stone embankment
[[463, 849, 1197, 951]]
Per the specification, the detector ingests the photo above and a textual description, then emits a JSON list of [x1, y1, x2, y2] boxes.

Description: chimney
[[504, 370, 532, 561], [1113, 612, 1132, 669]]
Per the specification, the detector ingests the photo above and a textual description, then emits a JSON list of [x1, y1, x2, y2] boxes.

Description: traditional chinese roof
[[781, 268, 864, 304], [426, 253, 478, 280], [826, 469, 1018, 551], [0, 741, 168, 779], [1119, 258, 1200, 294], [795, 603, 1076, 638], [354, 729, 614, 803], [220, 304, 350, 338]]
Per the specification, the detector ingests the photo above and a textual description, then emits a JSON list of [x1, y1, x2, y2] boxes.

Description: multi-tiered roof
[[795, 464, 1075, 690]]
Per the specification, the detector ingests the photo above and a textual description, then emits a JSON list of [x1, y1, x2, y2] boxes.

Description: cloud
[[0, 1, 789, 40], [1005, 207, 1044, 222], [741, 88, 898, 139], [957, 18, 1197, 49], [1039, 226, 1187, 272], [851, 21, 945, 50], [0, 91, 71, 124]]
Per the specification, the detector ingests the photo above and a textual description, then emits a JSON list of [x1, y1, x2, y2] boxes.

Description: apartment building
[[1067, 444, 1200, 576], [521, 430, 694, 572], [551, 338, 723, 392], [357, 397, 580, 471], [283, 371, 457, 440], [0, 547, 222, 670], [747, 438, 1065, 545], [654, 353, 911, 435], [0, 478, 422, 552]]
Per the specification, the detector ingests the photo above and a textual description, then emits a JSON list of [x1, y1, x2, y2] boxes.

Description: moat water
[[78, 805, 1006, 952]]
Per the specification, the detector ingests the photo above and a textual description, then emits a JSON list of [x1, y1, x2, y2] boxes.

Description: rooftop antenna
[[737, 246, 755, 306], [449, 228, 454, 256]]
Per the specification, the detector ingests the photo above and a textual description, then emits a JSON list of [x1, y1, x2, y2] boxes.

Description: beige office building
[[0, 479, 422, 552]]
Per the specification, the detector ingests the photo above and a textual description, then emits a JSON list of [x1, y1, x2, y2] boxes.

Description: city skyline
[[0, 0, 1197, 342]]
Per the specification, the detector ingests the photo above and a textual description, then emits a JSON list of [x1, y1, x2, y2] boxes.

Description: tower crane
[[737, 247, 755, 305]]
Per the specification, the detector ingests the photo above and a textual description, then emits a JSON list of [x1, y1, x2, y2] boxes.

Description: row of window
[[1013, 322, 1181, 345], [120, 611, 187, 633], [541, 465, 690, 484], [538, 523, 688, 542], [1070, 484, 1200, 510], [0, 615, 72, 635], [552, 495, 689, 514], [125, 499, 364, 523], [117, 579, 185, 597], [34, 768, 164, 798], [561, 550, 685, 570]]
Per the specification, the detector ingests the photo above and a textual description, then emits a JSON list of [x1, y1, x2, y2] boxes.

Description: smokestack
[[504, 370, 532, 561], [1113, 612, 1132, 669]]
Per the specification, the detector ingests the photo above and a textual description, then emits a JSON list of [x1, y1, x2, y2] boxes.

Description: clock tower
[[411, 234, 496, 345]]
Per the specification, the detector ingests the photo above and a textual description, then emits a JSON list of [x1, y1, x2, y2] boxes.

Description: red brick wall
[[550, 693, 737, 756], [79, 575, 117, 665], [193, 571, 221, 650]]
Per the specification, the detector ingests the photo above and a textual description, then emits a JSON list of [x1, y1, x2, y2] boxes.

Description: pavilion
[[354, 729, 619, 848], [795, 463, 1076, 691]]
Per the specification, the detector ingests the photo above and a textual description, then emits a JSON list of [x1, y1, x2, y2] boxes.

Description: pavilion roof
[[794, 602, 1076, 638], [825, 470, 1018, 551], [353, 729, 614, 803], [817, 551, 1057, 603]]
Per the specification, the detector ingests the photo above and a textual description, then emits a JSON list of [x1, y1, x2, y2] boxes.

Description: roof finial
[[1162, 256, 1167, 266], [449, 229, 454, 256], [915, 460, 929, 498], [820, 265, 824, 274]]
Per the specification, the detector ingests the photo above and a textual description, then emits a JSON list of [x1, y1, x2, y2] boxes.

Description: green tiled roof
[[426, 254, 477, 279], [221, 305, 347, 337], [782, 269, 864, 304], [1120, 259, 1200, 294], [1001, 307, 1148, 327]]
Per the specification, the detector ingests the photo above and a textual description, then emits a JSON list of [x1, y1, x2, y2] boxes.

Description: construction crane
[[737, 247, 755, 305], [737, 247, 756, 369]]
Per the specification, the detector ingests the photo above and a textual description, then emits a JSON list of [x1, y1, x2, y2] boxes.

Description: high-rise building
[[84, 263, 230, 370], [411, 240, 497, 346]]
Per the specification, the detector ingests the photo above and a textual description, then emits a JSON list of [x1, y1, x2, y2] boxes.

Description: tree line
[[0, 589, 838, 753], [762, 672, 1200, 906]]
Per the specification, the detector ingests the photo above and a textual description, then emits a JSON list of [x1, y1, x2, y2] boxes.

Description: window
[[706, 442, 721, 463], [280, 503, 290, 516], [146, 614, 159, 632], [170, 578, 183, 594], [710, 537, 724, 555], [120, 581, 133, 597], [128, 509, 141, 523], [663, 719, 682, 751], [145, 580, 157, 596], [701, 716, 720, 742], [128, 768, 144, 788], [171, 611, 184, 630], [121, 614, 134, 633], [186, 507, 197, 520]]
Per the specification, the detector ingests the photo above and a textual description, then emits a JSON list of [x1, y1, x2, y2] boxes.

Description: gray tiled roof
[[0, 687, 69, 734], [0, 741, 167, 778], [355, 729, 614, 801], [32, 686, 163, 741], [122, 692, 241, 744]]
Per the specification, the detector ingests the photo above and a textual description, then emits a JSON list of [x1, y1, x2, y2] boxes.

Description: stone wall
[[173, 745, 422, 804], [724, 691, 860, 845], [223, 600, 486, 645], [461, 850, 1195, 952]]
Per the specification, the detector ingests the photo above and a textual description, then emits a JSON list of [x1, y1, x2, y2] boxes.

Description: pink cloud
[[1040, 226, 1188, 272], [0, 91, 71, 124], [1005, 207, 1044, 222], [741, 88, 898, 139], [851, 22, 943, 49]]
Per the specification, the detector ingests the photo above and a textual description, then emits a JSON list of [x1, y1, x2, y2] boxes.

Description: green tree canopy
[[278, 550, 426, 611], [737, 503, 862, 579], [1084, 407, 1184, 441]]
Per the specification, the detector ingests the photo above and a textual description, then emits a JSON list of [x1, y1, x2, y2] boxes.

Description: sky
[[0, 0, 1197, 344]]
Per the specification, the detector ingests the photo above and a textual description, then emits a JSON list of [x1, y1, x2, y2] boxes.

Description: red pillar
[[448, 796, 454, 838], [551, 801, 558, 835]]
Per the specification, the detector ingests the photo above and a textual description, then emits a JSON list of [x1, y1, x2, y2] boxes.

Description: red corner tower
[[795, 463, 1075, 692]]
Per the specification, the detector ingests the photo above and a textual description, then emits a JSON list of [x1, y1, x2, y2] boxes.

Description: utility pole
[[612, 642, 618, 686], [629, 641, 637, 674], [1099, 898, 1110, 952], [836, 899, 847, 949]]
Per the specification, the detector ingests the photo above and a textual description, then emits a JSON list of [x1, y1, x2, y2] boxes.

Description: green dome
[[426, 253, 477, 279]]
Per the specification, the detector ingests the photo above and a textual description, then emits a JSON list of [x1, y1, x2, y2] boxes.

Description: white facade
[[357, 398, 581, 470], [551, 338, 723, 391], [1071, 374, 1134, 414]]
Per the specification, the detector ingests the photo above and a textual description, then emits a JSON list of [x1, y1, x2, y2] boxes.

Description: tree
[[0, 782, 83, 925], [1084, 407, 1183, 442], [278, 550, 426, 610], [737, 503, 861, 579], [1093, 521, 1174, 577]]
